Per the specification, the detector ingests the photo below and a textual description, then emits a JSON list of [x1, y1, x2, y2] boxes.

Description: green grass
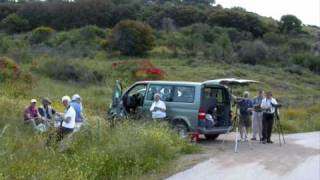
[[0, 50, 319, 179]]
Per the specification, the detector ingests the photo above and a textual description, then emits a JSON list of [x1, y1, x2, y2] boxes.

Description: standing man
[[261, 91, 278, 144], [251, 90, 264, 141], [70, 94, 85, 132], [150, 93, 166, 120], [237, 91, 253, 141]]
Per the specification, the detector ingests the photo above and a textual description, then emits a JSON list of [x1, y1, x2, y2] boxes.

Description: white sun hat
[[61, 96, 71, 103]]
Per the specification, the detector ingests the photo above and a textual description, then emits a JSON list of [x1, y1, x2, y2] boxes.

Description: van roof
[[136, 80, 222, 86]]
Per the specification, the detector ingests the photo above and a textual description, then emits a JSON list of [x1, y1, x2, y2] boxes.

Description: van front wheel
[[205, 134, 219, 140], [173, 122, 189, 139]]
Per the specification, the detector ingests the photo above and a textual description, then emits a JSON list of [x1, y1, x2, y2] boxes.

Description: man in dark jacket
[[237, 91, 253, 141]]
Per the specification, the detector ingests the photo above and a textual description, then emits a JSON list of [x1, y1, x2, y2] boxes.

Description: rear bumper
[[197, 126, 232, 135]]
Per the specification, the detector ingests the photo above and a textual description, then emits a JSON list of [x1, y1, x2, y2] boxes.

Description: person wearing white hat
[[56, 96, 76, 142], [70, 94, 85, 132], [150, 93, 166, 120], [24, 99, 42, 128]]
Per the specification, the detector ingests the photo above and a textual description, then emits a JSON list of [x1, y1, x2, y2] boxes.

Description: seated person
[[150, 93, 166, 120], [70, 94, 85, 132], [24, 99, 43, 127], [38, 97, 56, 121]]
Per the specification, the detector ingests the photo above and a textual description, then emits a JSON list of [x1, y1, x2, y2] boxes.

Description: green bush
[[291, 53, 320, 74], [109, 20, 155, 56], [0, 13, 30, 34], [238, 40, 269, 65], [288, 39, 311, 53], [207, 8, 267, 37], [263, 32, 287, 46], [0, 56, 20, 82], [78, 25, 106, 40], [38, 60, 106, 84], [30, 26, 55, 44]]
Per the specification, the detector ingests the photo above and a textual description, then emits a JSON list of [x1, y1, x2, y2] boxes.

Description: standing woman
[[261, 91, 278, 144], [150, 93, 166, 120]]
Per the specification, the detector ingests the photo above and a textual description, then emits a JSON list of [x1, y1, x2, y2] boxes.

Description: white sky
[[216, 0, 320, 26]]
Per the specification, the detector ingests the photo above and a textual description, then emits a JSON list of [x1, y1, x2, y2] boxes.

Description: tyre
[[205, 134, 219, 140], [173, 121, 189, 139]]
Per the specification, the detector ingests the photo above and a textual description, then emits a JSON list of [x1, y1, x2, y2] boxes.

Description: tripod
[[221, 104, 252, 153], [274, 106, 286, 146]]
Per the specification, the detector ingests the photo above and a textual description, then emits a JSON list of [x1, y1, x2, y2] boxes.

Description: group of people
[[23, 94, 85, 142], [236, 90, 278, 144]]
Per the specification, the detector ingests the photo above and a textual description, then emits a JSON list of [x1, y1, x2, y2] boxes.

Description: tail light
[[198, 108, 206, 121]]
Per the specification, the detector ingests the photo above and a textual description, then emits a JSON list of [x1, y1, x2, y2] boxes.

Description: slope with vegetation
[[0, 0, 319, 179]]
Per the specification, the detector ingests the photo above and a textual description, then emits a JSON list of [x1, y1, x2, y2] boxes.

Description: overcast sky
[[216, 0, 320, 26]]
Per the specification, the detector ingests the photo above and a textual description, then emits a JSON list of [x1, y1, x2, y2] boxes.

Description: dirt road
[[167, 132, 320, 180]]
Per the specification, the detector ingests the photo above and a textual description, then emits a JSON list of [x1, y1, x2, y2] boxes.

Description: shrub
[[238, 40, 269, 65], [109, 20, 155, 56], [263, 32, 287, 46], [291, 53, 320, 74], [30, 26, 55, 44], [38, 60, 106, 84], [288, 39, 311, 53], [112, 60, 165, 82], [78, 25, 106, 40], [207, 9, 267, 37], [0, 56, 20, 82], [0, 13, 30, 34]]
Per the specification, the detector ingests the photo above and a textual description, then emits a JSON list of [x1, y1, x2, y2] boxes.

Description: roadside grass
[[280, 104, 320, 133], [0, 113, 199, 179], [0, 51, 319, 179]]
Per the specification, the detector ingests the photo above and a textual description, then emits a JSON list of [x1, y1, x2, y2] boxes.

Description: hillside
[[0, 0, 320, 179]]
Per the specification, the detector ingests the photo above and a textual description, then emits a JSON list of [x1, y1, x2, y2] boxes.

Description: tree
[[161, 17, 175, 33], [182, 0, 214, 6], [109, 20, 155, 56], [207, 9, 267, 37], [279, 15, 302, 34], [0, 13, 30, 33]]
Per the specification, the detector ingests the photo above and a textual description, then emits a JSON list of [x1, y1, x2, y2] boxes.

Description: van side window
[[146, 85, 173, 102], [203, 87, 228, 104], [172, 86, 195, 103], [128, 84, 147, 97]]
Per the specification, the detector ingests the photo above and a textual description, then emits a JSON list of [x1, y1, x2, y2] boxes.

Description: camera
[[271, 103, 282, 108]]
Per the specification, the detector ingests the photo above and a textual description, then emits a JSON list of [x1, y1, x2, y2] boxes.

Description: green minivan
[[109, 80, 233, 140]]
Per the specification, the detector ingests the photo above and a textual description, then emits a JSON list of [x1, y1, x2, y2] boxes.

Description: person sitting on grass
[[38, 97, 56, 123], [24, 99, 43, 128], [47, 96, 76, 145], [70, 94, 85, 132], [150, 93, 166, 120]]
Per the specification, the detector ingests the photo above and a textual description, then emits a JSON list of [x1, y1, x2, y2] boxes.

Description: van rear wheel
[[205, 134, 219, 140], [173, 122, 189, 139]]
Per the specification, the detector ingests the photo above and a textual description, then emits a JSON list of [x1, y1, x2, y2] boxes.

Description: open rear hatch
[[198, 78, 259, 134]]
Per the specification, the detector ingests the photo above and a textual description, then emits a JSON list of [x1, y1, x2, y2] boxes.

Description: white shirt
[[261, 98, 278, 114], [62, 106, 76, 129], [150, 100, 166, 119]]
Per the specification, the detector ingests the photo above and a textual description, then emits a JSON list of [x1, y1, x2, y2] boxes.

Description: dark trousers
[[56, 127, 73, 142], [47, 127, 73, 146], [262, 113, 274, 141]]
